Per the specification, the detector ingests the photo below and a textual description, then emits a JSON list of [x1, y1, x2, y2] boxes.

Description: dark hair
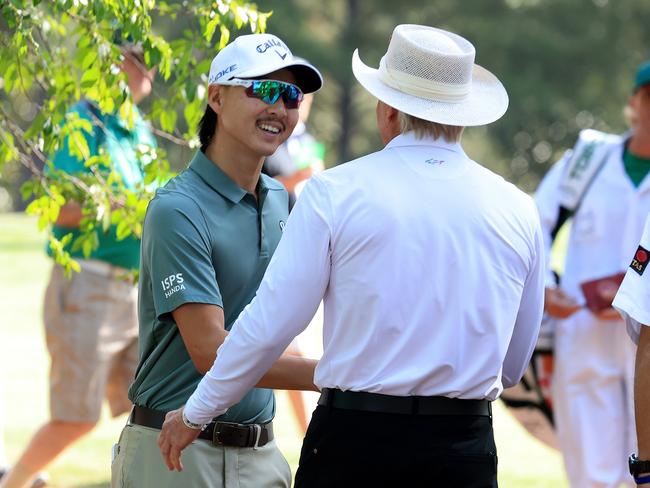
[[198, 105, 218, 152]]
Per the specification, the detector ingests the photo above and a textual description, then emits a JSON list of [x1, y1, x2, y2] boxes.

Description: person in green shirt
[[535, 59, 650, 488], [111, 33, 323, 487], [0, 43, 156, 488]]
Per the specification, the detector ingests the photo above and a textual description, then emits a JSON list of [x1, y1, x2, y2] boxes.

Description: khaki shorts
[[43, 263, 139, 423], [111, 423, 291, 488]]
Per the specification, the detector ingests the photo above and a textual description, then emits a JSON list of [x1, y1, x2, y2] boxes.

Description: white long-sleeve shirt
[[185, 132, 545, 425]]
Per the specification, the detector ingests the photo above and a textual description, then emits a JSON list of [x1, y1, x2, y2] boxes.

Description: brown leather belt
[[131, 405, 273, 448], [318, 388, 492, 416]]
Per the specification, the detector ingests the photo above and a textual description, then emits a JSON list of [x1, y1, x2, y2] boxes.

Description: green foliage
[[0, 0, 270, 276], [267, 0, 650, 193]]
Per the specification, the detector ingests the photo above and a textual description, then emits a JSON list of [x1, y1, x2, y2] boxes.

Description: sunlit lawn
[[0, 212, 567, 487]]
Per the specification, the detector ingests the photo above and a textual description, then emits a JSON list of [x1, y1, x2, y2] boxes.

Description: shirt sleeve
[[534, 151, 571, 287], [613, 214, 650, 344], [501, 205, 546, 388], [142, 193, 222, 318], [184, 176, 332, 424]]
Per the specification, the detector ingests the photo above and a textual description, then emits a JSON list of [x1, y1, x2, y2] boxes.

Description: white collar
[[384, 131, 464, 154]]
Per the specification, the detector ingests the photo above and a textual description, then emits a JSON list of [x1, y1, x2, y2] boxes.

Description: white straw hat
[[352, 25, 508, 126]]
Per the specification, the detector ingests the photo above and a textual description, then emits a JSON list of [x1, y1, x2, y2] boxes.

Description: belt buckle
[[212, 421, 227, 446], [213, 421, 262, 449], [249, 424, 262, 450]]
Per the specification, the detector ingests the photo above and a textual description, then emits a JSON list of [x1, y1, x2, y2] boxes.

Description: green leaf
[[80, 66, 100, 89], [20, 180, 35, 200], [205, 16, 220, 43], [81, 49, 98, 70], [219, 25, 231, 49], [24, 112, 47, 140], [116, 219, 132, 240], [159, 108, 177, 133], [82, 237, 93, 258], [4, 63, 17, 93], [68, 130, 90, 161], [183, 99, 202, 134]]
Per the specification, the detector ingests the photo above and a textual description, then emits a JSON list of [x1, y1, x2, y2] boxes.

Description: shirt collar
[[384, 131, 465, 155], [189, 150, 261, 204]]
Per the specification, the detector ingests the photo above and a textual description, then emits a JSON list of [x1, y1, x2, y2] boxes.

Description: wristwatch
[[181, 408, 207, 431], [629, 454, 650, 478]]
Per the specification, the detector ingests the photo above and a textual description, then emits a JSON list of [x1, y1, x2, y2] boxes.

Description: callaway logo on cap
[[208, 33, 323, 94]]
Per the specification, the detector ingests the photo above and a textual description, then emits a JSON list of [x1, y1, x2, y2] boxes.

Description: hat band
[[378, 57, 470, 103]]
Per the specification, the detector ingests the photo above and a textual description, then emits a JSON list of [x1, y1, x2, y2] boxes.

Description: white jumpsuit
[[535, 132, 647, 488]]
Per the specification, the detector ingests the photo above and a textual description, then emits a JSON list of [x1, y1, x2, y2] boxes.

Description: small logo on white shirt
[[161, 273, 186, 299], [631, 245, 650, 276], [425, 158, 444, 165]]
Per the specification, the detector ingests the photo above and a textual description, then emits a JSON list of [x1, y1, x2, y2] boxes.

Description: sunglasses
[[221, 78, 304, 109]]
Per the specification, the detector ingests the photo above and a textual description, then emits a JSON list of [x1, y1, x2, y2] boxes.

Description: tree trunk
[[337, 0, 359, 165]]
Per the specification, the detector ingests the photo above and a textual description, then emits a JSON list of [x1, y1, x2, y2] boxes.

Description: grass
[[0, 212, 568, 487]]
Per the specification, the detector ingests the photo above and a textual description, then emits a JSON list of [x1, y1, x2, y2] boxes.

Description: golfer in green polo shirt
[[111, 34, 323, 487]]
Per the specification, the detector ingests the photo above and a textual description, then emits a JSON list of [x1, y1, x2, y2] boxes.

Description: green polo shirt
[[47, 100, 156, 270], [129, 150, 288, 424]]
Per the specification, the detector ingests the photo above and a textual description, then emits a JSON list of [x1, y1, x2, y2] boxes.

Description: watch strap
[[182, 409, 207, 430], [630, 454, 650, 476], [636, 474, 650, 485]]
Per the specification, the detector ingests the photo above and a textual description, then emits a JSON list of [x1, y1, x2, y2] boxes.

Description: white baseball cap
[[208, 33, 323, 94]]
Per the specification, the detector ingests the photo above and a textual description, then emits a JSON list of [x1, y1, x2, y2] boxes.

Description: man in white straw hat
[[158, 24, 545, 486]]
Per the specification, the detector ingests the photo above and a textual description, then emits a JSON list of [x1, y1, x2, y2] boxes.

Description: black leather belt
[[131, 405, 273, 448], [318, 388, 491, 416]]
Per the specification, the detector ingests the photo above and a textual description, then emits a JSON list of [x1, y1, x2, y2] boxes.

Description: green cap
[[635, 60, 650, 91]]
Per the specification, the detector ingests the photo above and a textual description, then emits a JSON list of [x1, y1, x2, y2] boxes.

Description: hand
[[157, 406, 202, 471], [595, 307, 623, 321], [544, 287, 582, 319]]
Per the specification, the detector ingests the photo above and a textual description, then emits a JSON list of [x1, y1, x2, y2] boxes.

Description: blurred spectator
[[534, 59, 650, 487], [263, 92, 324, 210], [0, 43, 156, 488]]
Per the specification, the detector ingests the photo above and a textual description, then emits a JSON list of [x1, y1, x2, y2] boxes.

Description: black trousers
[[294, 405, 497, 488]]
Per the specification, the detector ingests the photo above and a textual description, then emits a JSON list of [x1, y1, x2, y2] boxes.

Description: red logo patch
[[631, 245, 650, 276]]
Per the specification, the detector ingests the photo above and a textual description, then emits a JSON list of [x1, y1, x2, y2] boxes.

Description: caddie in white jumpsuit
[[535, 59, 650, 488]]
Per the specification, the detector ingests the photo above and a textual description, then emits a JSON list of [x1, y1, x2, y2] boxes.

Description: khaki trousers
[[43, 264, 138, 422], [111, 423, 292, 488]]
